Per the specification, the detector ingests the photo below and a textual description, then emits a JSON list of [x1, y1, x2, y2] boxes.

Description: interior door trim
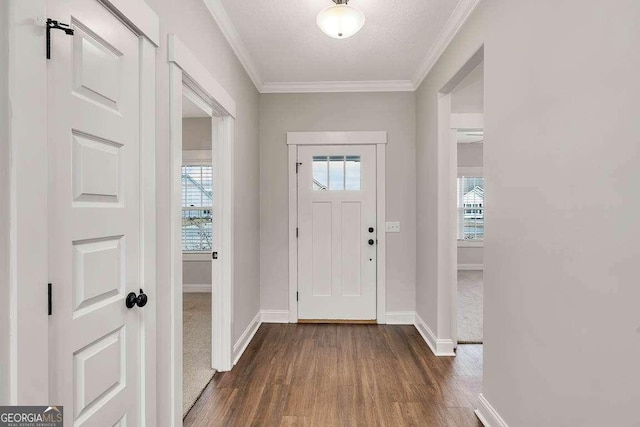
[[168, 33, 236, 427], [287, 131, 387, 324], [287, 131, 387, 146]]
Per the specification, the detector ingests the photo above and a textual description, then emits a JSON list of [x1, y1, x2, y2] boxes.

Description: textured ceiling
[[217, 0, 460, 83]]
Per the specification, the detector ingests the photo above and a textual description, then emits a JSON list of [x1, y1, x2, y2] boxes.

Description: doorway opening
[[181, 96, 214, 414], [456, 129, 484, 344], [168, 34, 236, 425], [440, 52, 484, 350]]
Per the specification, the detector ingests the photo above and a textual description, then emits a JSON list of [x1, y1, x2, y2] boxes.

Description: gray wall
[[182, 118, 213, 287], [182, 261, 212, 286], [417, 0, 640, 425], [457, 143, 483, 167], [182, 117, 212, 150], [457, 143, 483, 267], [146, 0, 260, 420], [259, 92, 416, 313], [451, 64, 483, 114], [0, 0, 9, 405]]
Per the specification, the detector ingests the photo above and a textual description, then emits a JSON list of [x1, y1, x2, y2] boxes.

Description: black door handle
[[368, 239, 375, 246], [126, 289, 148, 309]]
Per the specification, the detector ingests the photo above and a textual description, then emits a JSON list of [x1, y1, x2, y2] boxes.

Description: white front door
[[47, 0, 147, 424], [297, 145, 377, 320]]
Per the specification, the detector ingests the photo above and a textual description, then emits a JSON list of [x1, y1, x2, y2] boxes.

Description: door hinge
[[46, 18, 74, 60], [296, 291, 299, 301], [295, 162, 302, 173], [296, 227, 299, 238], [48, 283, 52, 316]]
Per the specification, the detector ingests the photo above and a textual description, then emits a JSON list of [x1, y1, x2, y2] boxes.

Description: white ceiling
[[205, 0, 481, 92]]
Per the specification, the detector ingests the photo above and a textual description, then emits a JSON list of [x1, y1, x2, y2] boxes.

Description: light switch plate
[[386, 221, 400, 233]]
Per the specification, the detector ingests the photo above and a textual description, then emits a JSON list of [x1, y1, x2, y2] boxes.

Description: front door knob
[[126, 289, 148, 309], [368, 239, 375, 246]]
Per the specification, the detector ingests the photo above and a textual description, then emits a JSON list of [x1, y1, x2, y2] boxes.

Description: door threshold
[[298, 319, 377, 324]]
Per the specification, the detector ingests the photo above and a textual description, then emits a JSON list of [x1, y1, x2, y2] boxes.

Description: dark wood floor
[[184, 324, 483, 427]]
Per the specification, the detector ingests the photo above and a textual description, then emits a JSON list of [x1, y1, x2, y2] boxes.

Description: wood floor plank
[[282, 385, 317, 417], [280, 415, 312, 426], [310, 384, 340, 426], [314, 323, 338, 347], [252, 384, 290, 426], [183, 324, 483, 426], [399, 402, 449, 427]]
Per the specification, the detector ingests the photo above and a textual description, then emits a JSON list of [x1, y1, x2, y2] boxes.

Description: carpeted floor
[[183, 293, 214, 417], [457, 270, 483, 343]]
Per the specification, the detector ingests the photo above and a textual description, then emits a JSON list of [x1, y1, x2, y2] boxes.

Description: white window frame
[[182, 150, 213, 259], [457, 166, 484, 248]]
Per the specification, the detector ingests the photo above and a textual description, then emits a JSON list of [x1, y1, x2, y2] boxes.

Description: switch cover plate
[[386, 221, 400, 233]]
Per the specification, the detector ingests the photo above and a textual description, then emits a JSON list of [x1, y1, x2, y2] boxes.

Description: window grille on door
[[312, 155, 361, 191]]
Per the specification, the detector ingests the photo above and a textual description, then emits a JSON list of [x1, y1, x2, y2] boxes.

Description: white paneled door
[[48, 0, 147, 425], [297, 145, 377, 320]]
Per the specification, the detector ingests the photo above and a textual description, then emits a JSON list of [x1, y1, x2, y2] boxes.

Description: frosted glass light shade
[[316, 4, 365, 39]]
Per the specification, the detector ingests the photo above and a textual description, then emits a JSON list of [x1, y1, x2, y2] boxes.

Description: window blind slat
[[182, 165, 213, 252], [457, 176, 484, 241]]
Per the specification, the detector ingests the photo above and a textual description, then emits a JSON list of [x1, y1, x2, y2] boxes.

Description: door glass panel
[[312, 155, 361, 191], [345, 156, 361, 190], [312, 156, 329, 190], [329, 156, 345, 191]]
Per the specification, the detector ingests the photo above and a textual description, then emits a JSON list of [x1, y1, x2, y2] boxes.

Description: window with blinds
[[457, 176, 484, 240], [182, 165, 213, 252]]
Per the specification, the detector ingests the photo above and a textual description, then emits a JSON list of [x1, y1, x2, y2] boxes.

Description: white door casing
[[47, 1, 149, 424], [167, 34, 236, 426], [287, 132, 387, 324], [432, 48, 484, 355], [297, 145, 377, 320]]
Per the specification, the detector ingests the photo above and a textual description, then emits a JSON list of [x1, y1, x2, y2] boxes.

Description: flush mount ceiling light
[[316, 0, 365, 39]]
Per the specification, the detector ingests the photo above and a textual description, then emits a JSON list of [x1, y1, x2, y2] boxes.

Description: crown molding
[[411, 0, 482, 90], [202, 0, 264, 91], [204, 0, 480, 94], [261, 80, 414, 94]]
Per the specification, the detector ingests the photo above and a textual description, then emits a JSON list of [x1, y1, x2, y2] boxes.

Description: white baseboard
[[385, 311, 416, 325], [183, 284, 212, 293], [458, 264, 484, 271], [261, 310, 290, 323], [475, 394, 509, 427], [414, 313, 455, 356], [232, 312, 262, 366]]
